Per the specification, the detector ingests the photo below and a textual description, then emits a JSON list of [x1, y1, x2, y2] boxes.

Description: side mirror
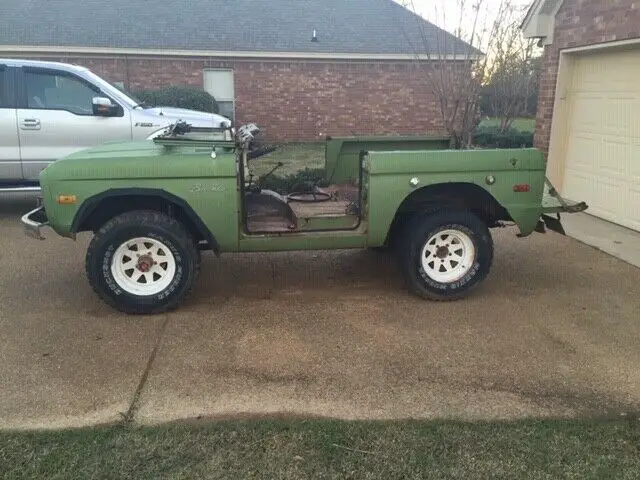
[[92, 97, 120, 116]]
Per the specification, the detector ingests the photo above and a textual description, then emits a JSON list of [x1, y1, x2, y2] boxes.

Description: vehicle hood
[[40, 140, 236, 182], [142, 106, 232, 128]]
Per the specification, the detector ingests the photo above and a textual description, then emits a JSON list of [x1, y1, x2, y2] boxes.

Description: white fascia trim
[[0, 45, 482, 61], [561, 37, 640, 54], [520, 0, 563, 46]]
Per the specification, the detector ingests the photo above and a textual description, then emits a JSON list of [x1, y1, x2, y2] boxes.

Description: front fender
[[71, 188, 222, 255]]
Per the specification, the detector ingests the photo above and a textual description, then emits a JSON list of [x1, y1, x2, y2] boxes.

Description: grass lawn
[[479, 117, 536, 133], [252, 142, 326, 177], [2, 418, 639, 479]]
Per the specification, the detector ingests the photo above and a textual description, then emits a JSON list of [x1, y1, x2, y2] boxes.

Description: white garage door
[[563, 49, 640, 232]]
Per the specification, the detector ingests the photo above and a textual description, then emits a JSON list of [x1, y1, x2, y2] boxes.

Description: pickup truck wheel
[[85, 210, 200, 314], [399, 210, 493, 301]]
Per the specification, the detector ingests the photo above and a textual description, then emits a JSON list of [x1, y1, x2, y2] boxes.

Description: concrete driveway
[[2, 193, 640, 430]]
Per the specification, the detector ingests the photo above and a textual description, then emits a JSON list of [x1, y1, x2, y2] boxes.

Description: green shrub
[[258, 168, 328, 194], [132, 86, 219, 113], [473, 126, 534, 149]]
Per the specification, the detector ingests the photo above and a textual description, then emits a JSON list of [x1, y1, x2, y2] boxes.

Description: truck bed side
[[363, 148, 548, 244]]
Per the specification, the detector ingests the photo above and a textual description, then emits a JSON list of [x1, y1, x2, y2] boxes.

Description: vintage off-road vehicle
[[22, 121, 587, 314]]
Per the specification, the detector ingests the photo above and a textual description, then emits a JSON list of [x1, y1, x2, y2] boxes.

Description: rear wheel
[[398, 209, 493, 301], [85, 210, 200, 314]]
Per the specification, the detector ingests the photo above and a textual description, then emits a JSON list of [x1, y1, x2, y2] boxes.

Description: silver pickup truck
[[0, 58, 232, 191]]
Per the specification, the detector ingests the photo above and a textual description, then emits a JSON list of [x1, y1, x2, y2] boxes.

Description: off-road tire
[[85, 210, 200, 314], [398, 209, 493, 301]]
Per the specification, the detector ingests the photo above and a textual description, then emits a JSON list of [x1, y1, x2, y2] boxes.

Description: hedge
[[473, 126, 534, 149], [258, 168, 328, 195], [132, 86, 219, 114]]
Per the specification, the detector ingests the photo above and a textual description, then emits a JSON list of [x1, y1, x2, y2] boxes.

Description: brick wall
[[535, 0, 640, 156], [20, 55, 464, 142]]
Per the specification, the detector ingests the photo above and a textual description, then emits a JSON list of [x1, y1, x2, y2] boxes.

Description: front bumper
[[21, 205, 49, 240]]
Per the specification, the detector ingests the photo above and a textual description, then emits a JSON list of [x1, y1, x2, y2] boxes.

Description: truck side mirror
[[92, 97, 120, 116]]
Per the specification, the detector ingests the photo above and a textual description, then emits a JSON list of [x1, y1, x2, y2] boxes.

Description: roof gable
[[0, 0, 481, 58], [521, 0, 564, 45]]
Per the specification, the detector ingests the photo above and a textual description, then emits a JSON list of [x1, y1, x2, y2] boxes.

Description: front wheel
[[85, 210, 200, 314], [398, 209, 493, 301]]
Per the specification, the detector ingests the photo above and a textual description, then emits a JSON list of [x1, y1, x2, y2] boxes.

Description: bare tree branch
[[396, 0, 540, 147]]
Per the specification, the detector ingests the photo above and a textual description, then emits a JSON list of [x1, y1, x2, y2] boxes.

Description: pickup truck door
[[15, 66, 132, 181], [0, 64, 23, 181]]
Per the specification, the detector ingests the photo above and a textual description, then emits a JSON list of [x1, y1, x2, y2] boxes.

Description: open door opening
[[239, 142, 365, 235]]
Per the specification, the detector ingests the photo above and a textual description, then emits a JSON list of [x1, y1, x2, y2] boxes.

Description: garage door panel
[[602, 98, 630, 137], [569, 95, 601, 132], [563, 49, 640, 232], [630, 101, 640, 137], [565, 134, 601, 170], [565, 133, 628, 179], [631, 144, 640, 179], [565, 175, 624, 224], [600, 138, 628, 177], [628, 188, 640, 231], [573, 57, 602, 89]]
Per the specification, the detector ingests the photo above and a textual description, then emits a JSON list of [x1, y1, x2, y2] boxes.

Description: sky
[[396, 0, 533, 44]]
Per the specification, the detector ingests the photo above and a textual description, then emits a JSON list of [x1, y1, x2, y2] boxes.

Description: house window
[[203, 69, 235, 121]]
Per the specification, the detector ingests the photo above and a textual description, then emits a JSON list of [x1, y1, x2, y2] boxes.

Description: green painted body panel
[[40, 141, 241, 251], [36, 135, 566, 254], [238, 226, 368, 252], [296, 215, 360, 231], [44, 140, 237, 179], [324, 135, 451, 184], [364, 148, 547, 244]]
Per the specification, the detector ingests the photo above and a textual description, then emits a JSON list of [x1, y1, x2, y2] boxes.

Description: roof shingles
[[0, 0, 481, 56]]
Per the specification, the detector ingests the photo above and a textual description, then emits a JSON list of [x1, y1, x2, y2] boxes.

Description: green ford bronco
[[22, 121, 587, 314]]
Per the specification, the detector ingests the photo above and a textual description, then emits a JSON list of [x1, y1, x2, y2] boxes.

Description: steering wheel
[[287, 188, 331, 203]]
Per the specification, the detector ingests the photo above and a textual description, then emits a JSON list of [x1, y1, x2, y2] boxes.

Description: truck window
[[24, 69, 100, 115]]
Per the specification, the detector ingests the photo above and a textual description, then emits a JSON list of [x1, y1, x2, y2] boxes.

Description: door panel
[[0, 64, 23, 181], [17, 67, 132, 181]]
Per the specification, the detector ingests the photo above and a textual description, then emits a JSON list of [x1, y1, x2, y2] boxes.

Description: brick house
[[522, 0, 640, 232], [0, 0, 480, 143]]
